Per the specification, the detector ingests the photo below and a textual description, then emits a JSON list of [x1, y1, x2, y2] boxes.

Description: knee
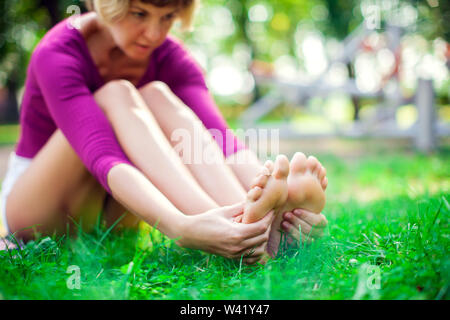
[[141, 81, 198, 119], [139, 81, 182, 111], [94, 79, 139, 114], [140, 81, 172, 100], [95, 79, 136, 99]]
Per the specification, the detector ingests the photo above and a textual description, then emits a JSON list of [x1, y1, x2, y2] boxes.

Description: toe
[[260, 166, 271, 176], [251, 172, 269, 189], [247, 186, 263, 202], [264, 160, 274, 174], [318, 167, 327, 190], [290, 152, 308, 174], [306, 155, 320, 175], [318, 166, 326, 181], [322, 177, 328, 190], [273, 154, 290, 179]]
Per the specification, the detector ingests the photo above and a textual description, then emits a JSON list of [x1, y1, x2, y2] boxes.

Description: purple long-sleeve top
[[15, 16, 245, 195]]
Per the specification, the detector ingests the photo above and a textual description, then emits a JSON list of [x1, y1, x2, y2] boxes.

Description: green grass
[[0, 124, 19, 146], [0, 149, 449, 300]]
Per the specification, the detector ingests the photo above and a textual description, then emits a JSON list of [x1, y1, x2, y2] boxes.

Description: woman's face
[[108, 1, 181, 60]]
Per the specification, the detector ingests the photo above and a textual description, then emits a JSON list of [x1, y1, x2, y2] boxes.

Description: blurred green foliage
[[0, 0, 448, 93], [0, 2, 46, 89]]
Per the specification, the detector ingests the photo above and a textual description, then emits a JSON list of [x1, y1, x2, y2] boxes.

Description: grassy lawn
[[0, 124, 19, 146], [0, 148, 448, 300]]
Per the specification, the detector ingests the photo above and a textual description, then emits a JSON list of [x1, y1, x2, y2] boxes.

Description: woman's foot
[[240, 155, 289, 224], [266, 152, 328, 256]]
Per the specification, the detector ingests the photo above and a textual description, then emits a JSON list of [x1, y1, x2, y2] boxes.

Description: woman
[[0, 0, 328, 264]]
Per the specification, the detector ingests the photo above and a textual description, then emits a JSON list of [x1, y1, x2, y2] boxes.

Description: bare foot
[[266, 152, 327, 256], [240, 155, 289, 224]]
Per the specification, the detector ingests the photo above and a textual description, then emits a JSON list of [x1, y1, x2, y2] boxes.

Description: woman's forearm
[[226, 149, 264, 191], [105, 163, 270, 261], [106, 163, 188, 239]]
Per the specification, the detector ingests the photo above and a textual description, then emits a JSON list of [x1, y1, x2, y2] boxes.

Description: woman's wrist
[[172, 214, 195, 248], [166, 213, 189, 241]]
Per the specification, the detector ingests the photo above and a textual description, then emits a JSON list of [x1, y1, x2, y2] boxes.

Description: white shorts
[[0, 152, 33, 236]]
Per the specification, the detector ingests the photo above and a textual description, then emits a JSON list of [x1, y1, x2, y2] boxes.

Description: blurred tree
[[0, 0, 448, 124], [414, 0, 450, 42], [0, 0, 85, 124], [0, 2, 46, 123], [322, 0, 359, 39]]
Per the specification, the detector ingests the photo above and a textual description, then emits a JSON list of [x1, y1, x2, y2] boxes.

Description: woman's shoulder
[[31, 15, 90, 65], [152, 36, 205, 87], [153, 35, 193, 64], [153, 35, 204, 73]]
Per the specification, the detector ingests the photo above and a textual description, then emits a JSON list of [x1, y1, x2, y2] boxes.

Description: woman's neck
[[80, 12, 125, 62]]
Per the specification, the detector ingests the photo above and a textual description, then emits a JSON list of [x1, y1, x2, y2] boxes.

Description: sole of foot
[[241, 154, 290, 224], [284, 152, 327, 214], [266, 152, 328, 256]]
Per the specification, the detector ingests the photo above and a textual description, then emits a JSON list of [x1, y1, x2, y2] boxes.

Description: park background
[[0, 0, 449, 299]]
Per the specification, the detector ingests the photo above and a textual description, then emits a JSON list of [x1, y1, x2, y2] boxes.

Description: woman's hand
[[177, 202, 274, 264], [281, 208, 328, 244]]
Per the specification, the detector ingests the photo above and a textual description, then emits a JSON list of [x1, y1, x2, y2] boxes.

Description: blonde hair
[[83, 0, 199, 31]]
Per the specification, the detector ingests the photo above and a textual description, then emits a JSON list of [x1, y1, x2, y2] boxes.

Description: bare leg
[[101, 81, 286, 228], [95, 80, 220, 215], [4, 79, 286, 245], [104, 81, 328, 259], [133, 82, 329, 258], [6, 129, 107, 240], [138, 81, 247, 206], [6, 79, 225, 239]]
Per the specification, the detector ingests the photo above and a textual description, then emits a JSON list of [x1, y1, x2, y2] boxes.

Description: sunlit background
[[0, 2, 449, 300], [0, 0, 449, 153]]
